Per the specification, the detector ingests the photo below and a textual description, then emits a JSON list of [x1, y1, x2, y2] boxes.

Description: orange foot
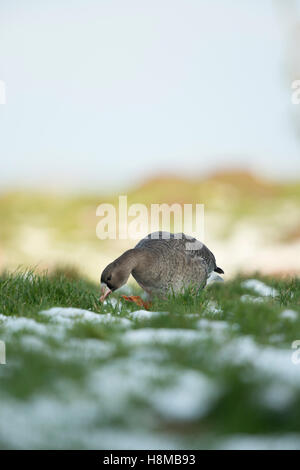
[[121, 295, 151, 310]]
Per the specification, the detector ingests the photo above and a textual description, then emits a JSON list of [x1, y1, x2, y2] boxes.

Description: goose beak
[[100, 283, 112, 302]]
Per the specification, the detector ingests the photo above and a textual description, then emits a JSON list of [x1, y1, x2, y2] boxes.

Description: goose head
[[100, 256, 133, 302]]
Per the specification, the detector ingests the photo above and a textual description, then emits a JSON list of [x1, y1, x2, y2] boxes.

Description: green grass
[[0, 270, 300, 449]]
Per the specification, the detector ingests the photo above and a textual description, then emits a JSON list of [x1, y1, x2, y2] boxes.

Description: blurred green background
[[0, 170, 299, 281]]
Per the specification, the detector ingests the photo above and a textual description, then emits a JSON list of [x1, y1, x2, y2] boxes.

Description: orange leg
[[121, 295, 151, 310]]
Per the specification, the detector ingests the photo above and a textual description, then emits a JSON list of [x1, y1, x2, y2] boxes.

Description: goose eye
[[107, 275, 112, 281]]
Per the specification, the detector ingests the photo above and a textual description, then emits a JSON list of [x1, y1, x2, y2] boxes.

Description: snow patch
[[240, 294, 264, 304], [242, 279, 278, 297], [20, 335, 115, 361], [280, 309, 298, 321], [150, 370, 219, 421], [0, 393, 177, 449], [128, 310, 166, 321], [89, 356, 219, 423], [221, 336, 300, 387], [21, 335, 46, 351], [204, 301, 223, 316], [104, 298, 119, 308], [57, 338, 115, 361], [197, 318, 229, 332], [259, 383, 296, 411], [122, 328, 205, 346], [0, 314, 48, 335], [39, 308, 131, 327]]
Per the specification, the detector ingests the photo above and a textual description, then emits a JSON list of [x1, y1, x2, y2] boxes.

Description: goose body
[[133, 231, 223, 296], [100, 231, 223, 300]]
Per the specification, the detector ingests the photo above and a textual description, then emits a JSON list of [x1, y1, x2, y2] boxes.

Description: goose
[[100, 231, 223, 302]]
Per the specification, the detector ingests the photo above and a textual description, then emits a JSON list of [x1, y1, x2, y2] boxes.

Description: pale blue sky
[[0, 0, 300, 191]]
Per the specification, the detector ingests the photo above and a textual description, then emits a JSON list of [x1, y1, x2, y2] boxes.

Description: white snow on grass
[[89, 358, 167, 417], [241, 279, 278, 298], [197, 318, 229, 331], [149, 370, 220, 421], [39, 307, 131, 327], [1, 281, 299, 449], [181, 313, 200, 319], [89, 356, 219, 423], [130, 346, 169, 363], [258, 383, 296, 411], [196, 318, 235, 340], [221, 336, 300, 387], [107, 298, 118, 308], [240, 294, 265, 304], [280, 309, 298, 321], [122, 327, 205, 346], [269, 334, 286, 344], [0, 308, 131, 341], [102, 297, 119, 309], [0, 351, 190, 448], [127, 310, 167, 321], [0, 393, 179, 449], [0, 314, 48, 335], [20, 335, 47, 351], [204, 301, 223, 316], [57, 338, 115, 361], [20, 335, 115, 361]]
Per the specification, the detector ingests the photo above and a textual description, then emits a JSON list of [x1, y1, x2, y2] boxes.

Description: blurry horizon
[[1, 0, 300, 192], [1, 166, 299, 196]]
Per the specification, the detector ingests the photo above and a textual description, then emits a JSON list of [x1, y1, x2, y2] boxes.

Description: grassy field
[[0, 270, 300, 449]]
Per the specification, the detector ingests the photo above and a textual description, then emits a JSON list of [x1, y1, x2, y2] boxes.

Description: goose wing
[[135, 231, 223, 274]]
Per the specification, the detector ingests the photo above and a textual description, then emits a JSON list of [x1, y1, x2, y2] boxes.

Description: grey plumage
[[133, 231, 222, 296], [100, 231, 224, 300]]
